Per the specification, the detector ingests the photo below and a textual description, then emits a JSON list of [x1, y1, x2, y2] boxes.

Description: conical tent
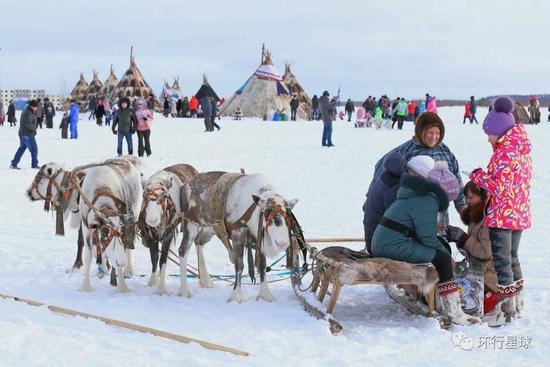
[[110, 56, 161, 110], [195, 75, 220, 101], [171, 77, 182, 93], [101, 65, 119, 99], [221, 48, 291, 119], [283, 63, 311, 120], [161, 78, 183, 104], [82, 70, 103, 111], [69, 73, 89, 105]]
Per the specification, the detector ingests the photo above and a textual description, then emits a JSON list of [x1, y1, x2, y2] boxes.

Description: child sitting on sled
[[445, 181, 498, 316]]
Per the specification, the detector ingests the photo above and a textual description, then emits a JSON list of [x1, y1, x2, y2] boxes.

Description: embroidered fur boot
[[484, 283, 516, 327], [436, 280, 480, 325], [514, 279, 524, 317]]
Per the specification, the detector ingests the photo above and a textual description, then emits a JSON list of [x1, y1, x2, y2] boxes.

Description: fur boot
[[514, 279, 524, 317], [436, 280, 480, 325], [484, 283, 516, 327]]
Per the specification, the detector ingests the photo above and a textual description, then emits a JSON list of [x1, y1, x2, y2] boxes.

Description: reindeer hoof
[[228, 289, 246, 303], [117, 284, 130, 293], [72, 259, 83, 271], [148, 273, 159, 287], [199, 279, 215, 288], [124, 268, 134, 277], [79, 282, 93, 292], [155, 286, 169, 296], [256, 294, 276, 302], [177, 287, 192, 298], [257, 284, 276, 302]]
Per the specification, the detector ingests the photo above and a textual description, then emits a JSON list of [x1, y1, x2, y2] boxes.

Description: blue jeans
[[11, 135, 38, 167], [322, 121, 333, 146], [70, 123, 78, 139], [489, 228, 523, 285], [117, 132, 133, 155]]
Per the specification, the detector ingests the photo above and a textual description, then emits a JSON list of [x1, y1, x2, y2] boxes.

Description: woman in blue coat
[[372, 162, 479, 325]]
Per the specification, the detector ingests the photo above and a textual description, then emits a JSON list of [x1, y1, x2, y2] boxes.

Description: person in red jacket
[[407, 100, 416, 121], [463, 101, 472, 124], [189, 96, 199, 118]]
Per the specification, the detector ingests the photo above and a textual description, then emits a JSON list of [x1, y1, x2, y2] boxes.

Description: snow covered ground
[[0, 107, 548, 366]]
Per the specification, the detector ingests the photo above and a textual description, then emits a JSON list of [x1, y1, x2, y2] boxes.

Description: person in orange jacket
[[189, 96, 199, 118]]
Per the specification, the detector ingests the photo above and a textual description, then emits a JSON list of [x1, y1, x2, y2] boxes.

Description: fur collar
[[400, 174, 450, 212], [460, 201, 484, 225]]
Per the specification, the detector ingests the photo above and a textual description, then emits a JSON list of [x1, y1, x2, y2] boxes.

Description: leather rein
[[31, 168, 75, 212]]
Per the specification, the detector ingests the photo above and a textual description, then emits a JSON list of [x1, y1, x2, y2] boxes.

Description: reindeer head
[[252, 193, 298, 258], [143, 178, 175, 229], [26, 163, 66, 210], [88, 206, 127, 268]]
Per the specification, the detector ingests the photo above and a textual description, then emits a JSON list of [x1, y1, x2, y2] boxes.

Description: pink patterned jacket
[[471, 124, 532, 230]]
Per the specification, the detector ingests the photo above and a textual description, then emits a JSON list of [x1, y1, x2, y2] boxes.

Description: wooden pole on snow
[[0, 292, 249, 357]]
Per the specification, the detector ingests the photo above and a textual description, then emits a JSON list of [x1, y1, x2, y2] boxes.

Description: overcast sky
[[0, 0, 548, 100]]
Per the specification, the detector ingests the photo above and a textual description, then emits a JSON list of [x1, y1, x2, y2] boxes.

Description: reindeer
[[25, 156, 144, 272], [179, 172, 298, 302], [78, 158, 144, 293], [138, 164, 199, 294]]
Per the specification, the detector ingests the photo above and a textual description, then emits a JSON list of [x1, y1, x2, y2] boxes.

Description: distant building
[[1, 89, 63, 109]]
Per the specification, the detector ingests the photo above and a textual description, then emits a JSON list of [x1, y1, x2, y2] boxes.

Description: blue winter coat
[[68, 103, 79, 124], [371, 174, 450, 263], [363, 151, 407, 252]]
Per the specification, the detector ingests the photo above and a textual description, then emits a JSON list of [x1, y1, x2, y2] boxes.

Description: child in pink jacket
[[135, 99, 154, 157], [470, 96, 532, 326]]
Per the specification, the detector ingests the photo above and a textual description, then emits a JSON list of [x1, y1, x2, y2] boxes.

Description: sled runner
[[290, 239, 443, 334]]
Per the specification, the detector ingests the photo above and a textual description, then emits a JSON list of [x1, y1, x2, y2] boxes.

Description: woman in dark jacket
[[372, 163, 479, 325], [8, 100, 17, 127], [363, 152, 407, 253]]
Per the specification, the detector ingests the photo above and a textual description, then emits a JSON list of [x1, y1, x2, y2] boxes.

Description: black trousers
[[137, 129, 152, 157], [431, 242, 453, 283], [46, 117, 54, 128]]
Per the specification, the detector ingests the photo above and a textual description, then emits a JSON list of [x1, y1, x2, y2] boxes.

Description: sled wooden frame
[[291, 238, 440, 334]]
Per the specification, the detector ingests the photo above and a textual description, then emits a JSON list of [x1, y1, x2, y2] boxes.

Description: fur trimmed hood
[[398, 174, 450, 212]]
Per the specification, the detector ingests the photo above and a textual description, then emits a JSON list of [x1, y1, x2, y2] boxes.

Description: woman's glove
[[446, 225, 466, 245]]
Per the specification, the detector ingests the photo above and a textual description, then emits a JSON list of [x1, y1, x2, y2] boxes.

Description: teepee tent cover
[[82, 70, 103, 111], [195, 75, 220, 101], [221, 49, 291, 119], [283, 63, 311, 120], [69, 73, 89, 104], [110, 56, 161, 110], [161, 77, 184, 103], [101, 65, 119, 99]]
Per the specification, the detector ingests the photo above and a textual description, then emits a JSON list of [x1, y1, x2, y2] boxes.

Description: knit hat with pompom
[[483, 96, 516, 136], [426, 161, 460, 201]]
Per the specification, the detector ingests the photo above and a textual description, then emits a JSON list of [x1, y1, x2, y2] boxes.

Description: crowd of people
[[363, 96, 532, 327]]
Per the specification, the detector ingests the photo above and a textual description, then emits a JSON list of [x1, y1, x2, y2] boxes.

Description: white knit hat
[[406, 155, 435, 178]]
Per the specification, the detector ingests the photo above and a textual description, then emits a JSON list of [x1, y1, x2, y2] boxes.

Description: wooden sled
[[291, 240, 444, 334]]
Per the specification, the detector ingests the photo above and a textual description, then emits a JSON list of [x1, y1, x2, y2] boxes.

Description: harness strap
[[379, 217, 419, 242], [224, 202, 257, 232]]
